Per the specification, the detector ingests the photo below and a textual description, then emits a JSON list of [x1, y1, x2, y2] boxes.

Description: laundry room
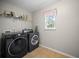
[[0, 0, 79, 58]]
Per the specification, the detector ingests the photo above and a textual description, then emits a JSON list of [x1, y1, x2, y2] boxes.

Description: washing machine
[[28, 32, 39, 52], [0, 36, 1, 58], [1, 32, 28, 58]]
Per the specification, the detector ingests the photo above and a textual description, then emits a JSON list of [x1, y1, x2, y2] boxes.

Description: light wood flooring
[[23, 47, 69, 58]]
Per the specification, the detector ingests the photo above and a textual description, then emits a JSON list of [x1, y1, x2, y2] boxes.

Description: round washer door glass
[[31, 35, 39, 45], [8, 37, 27, 56]]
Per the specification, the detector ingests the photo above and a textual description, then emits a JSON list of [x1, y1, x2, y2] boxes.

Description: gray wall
[[32, 0, 79, 57]]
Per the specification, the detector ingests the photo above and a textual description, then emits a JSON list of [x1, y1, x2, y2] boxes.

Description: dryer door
[[31, 34, 39, 46], [8, 37, 27, 56]]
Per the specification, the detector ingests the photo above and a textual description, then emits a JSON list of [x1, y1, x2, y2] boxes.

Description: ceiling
[[1, 0, 60, 12]]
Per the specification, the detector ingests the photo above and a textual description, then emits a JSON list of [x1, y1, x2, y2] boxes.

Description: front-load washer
[[28, 32, 39, 52], [1, 32, 28, 58], [0, 36, 1, 58]]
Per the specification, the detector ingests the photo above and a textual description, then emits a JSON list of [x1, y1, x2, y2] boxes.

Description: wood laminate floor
[[23, 47, 69, 58]]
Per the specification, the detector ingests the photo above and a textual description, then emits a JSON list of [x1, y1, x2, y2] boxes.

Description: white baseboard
[[40, 45, 76, 58]]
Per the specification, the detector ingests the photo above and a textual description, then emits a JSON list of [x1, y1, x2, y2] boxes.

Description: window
[[44, 9, 57, 30]]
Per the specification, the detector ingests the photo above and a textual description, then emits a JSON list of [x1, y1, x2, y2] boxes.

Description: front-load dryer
[[1, 32, 28, 58], [28, 32, 39, 52]]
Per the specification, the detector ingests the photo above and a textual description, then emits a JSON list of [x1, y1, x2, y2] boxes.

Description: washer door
[[8, 37, 27, 56], [31, 35, 39, 46]]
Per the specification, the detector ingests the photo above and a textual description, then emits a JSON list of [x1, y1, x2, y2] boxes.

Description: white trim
[[40, 45, 76, 58]]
